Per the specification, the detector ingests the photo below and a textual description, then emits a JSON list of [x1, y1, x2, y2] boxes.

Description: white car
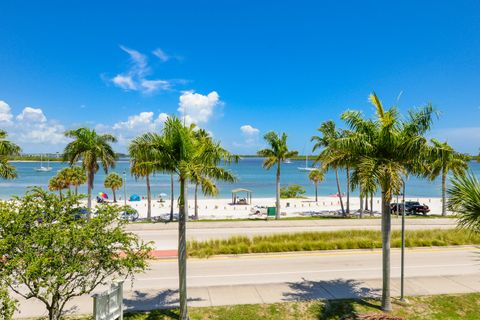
[[250, 205, 268, 215]]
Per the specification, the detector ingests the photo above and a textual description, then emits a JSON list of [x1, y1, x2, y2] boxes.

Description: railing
[[92, 281, 124, 320]]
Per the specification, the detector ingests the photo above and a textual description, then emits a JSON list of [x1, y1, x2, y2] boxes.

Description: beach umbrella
[[98, 192, 108, 199], [129, 194, 140, 202]]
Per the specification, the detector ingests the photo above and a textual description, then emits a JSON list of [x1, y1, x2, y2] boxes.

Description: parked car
[[69, 207, 89, 220], [250, 205, 268, 215], [390, 201, 430, 215], [120, 206, 139, 221]]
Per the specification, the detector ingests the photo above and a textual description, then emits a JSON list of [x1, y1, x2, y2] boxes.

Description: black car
[[390, 201, 430, 215]]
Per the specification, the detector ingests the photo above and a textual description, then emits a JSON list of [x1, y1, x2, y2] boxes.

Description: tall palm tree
[[142, 117, 236, 320], [104, 172, 123, 203], [68, 166, 87, 195], [63, 128, 117, 212], [309, 169, 325, 203], [0, 130, 21, 179], [312, 121, 346, 216], [129, 135, 157, 220], [323, 92, 436, 311], [257, 132, 298, 220], [448, 172, 480, 232], [428, 139, 468, 216]]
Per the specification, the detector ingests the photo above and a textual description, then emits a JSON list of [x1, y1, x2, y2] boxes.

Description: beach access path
[[126, 218, 458, 250], [15, 246, 480, 318]]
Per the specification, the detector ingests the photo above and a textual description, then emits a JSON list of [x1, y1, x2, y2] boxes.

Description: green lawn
[[121, 293, 480, 320], [187, 228, 479, 257]]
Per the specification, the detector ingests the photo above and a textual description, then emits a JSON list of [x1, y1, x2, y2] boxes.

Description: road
[[126, 218, 458, 249], [15, 245, 479, 318]]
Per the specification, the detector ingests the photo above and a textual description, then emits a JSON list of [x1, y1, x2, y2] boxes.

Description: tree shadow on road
[[283, 278, 382, 320], [123, 289, 203, 319]]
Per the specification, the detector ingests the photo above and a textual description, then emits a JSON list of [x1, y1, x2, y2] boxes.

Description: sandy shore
[[83, 195, 448, 220]]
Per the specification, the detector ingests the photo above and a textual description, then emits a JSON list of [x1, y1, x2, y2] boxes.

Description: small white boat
[[284, 159, 292, 164], [297, 155, 316, 171], [35, 155, 52, 172]]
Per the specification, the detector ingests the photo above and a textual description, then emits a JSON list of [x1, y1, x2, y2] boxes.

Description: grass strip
[[187, 228, 480, 258], [121, 293, 480, 320]]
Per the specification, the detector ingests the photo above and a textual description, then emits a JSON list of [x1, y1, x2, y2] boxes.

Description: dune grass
[[121, 293, 480, 320], [187, 228, 480, 257]]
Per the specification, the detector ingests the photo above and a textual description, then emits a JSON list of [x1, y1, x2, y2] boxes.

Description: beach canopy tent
[[231, 188, 253, 205], [98, 192, 108, 199], [129, 194, 140, 202]]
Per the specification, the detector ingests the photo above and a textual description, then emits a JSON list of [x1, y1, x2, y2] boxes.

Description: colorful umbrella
[[98, 192, 108, 199]]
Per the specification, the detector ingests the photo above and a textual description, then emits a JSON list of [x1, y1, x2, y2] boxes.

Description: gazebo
[[231, 188, 253, 205]]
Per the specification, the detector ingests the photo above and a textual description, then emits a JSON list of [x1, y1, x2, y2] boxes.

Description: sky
[[1, 1, 480, 154]]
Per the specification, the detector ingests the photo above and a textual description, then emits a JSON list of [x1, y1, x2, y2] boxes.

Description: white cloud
[[152, 48, 170, 62], [109, 45, 178, 94], [16, 107, 47, 123], [0, 101, 13, 123], [240, 125, 259, 135], [177, 91, 220, 124]]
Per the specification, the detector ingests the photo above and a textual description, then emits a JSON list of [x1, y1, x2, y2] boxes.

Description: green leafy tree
[[0, 189, 151, 320], [138, 117, 236, 319], [312, 121, 346, 216], [322, 93, 436, 311], [309, 169, 325, 202], [104, 172, 123, 203], [0, 282, 16, 320], [48, 175, 68, 198], [280, 184, 306, 198], [448, 172, 480, 232], [63, 128, 117, 212], [0, 130, 21, 179], [428, 139, 468, 216], [257, 131, 298, 219], [129, 134, 158, 220]]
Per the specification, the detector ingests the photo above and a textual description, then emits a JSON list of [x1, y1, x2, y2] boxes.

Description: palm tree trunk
[[346, 166, 350, 214], [359, 185, 364, 218], [194, 183, 199, 220], [178, 177, 189, 320], [441, 169, 447, 216], [315, 183, 318, 203], [75, 185, 78, 196], [275, 161, 281, 219], [335, 169, 345, 216], [370, 192, 373, 216], [146, 174, 152, 221], [87, 170, 94, 214], [365, 194, 369, 211], [381, 189, 392, 312], [113, 189, 117, 202], [170, 174, 174, 222]]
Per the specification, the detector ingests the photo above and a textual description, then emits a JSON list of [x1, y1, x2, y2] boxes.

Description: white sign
[[93, 281, 124, 320]]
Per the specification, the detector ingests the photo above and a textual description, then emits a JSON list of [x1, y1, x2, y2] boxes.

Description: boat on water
[[297, 155, 316, 171], [34, 155, 52, 172], [284, 159, 292, 164]]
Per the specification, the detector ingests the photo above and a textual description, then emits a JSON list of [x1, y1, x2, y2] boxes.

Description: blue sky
[[1, 1, 480, 154]]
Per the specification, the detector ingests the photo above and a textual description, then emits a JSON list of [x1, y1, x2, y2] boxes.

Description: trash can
[[267, 207, 276, 217]]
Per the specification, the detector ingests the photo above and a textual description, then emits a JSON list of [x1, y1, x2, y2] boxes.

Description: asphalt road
[[15, 245, 479, 318]]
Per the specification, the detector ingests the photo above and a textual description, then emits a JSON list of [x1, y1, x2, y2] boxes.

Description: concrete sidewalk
[[15, 274, 480, 318]]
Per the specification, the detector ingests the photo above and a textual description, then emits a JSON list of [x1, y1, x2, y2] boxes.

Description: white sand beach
[[84, 195, 448, 220]]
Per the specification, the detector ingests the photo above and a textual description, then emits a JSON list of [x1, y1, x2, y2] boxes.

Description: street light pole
[[400, 178, 406, 302], [123, 171, 127, 208]]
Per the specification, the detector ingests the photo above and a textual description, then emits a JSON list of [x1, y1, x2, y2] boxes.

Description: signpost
[[93, 281, 124, 320]]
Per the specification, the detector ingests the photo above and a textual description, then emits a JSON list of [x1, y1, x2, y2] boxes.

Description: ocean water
[[2, 158, 479, 200]]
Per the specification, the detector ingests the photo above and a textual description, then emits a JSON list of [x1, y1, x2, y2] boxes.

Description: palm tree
[[57, 167, 73, 192], [129, 135, 157, 220], [448, 172, 480, 232], [63, 128, 117, 212], [170, 174, 175, 221], [257, 132, 298, 219], [48, 175, 68, 198], [0, 130, 21, 179], [428, 139, 468, 216], [104, 172, 123, 203], [309, 169, 325, 203], [68, 166, 87, 195], [323, 92, 436, 311], [142, 117, 236, 320], [312, 121, 346, 216]]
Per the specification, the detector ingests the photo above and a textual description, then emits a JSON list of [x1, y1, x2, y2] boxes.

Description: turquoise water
[[2, 158, 480, 199]]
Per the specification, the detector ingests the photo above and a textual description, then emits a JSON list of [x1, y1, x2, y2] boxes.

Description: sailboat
[[35, 155, 52, 172], [297, 154, 316, 172]]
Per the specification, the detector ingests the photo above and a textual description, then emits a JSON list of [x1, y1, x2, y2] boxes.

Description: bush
[[280, 184, 306, 198]]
